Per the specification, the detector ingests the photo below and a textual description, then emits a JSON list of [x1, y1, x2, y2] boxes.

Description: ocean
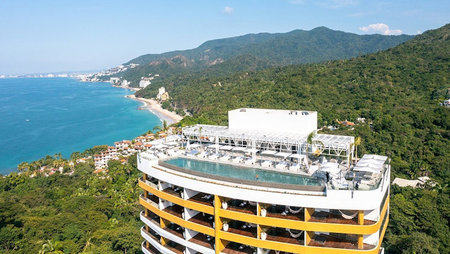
[[0, 78, 161, 174]]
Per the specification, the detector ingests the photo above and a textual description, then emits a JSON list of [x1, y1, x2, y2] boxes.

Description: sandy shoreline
[[126, 94, 183, 125]]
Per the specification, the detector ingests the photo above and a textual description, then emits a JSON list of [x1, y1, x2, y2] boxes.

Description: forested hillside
[[116, 27, 412, 86]]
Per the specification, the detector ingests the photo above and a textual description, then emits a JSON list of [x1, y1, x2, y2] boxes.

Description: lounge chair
[[156, 152, 167, 159], [261, 160, 273, 167], [219, 154, 231, 161], [208, 153, 219, 160], [232, 156, 244, 163], [275, 161, 288, 170], [244, 157, 256, 165], [197, 151, 208, 158], [289, 163, 300, 171]]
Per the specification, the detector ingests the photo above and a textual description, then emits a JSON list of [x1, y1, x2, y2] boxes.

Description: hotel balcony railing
[[139, 197, 215, 237], [165, 240, 185, 254], [149, 194, 159, 205], [188, 212, 214, 228], [163, 204, 184, 219], [141, 241, 162, 254], [140, 194, 159, 209], [139, 178, 214, 215], [226, 220, 258, 238], [265, 227, 304, 246], [141, 228, 175, 254], [309, 210, 376, 225], [219, 195, 389, 236], [222, 242, 256, 254], [140, 212, 215, 254], [141, 227, 160, 244], [188, 192, 214, 207], [309, 234, 375, 250], [188, 233, 215, 250], [162, 186, 183, 198], [265, 205, 304, 221], [227, 200, 256, 215]]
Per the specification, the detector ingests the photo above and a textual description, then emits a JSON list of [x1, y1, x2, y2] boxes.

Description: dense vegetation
[[117, 27, 412, 86], [0, 25, 447, 253], [0, 155, 142, 254], [138, 24, 450, 253]]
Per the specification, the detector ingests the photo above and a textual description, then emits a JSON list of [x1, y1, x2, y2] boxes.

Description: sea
[[0, 78, 161, 174]]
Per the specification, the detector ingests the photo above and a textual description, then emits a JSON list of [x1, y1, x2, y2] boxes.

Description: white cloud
[[223, 6, 233, 14], [359, 23, 402, 35], [416, 30, 422, 35]]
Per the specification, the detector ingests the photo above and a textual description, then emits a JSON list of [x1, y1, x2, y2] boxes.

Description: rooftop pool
[[161, 157, 324, 190]]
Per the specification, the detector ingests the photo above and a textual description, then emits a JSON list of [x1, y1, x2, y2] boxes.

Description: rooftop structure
[[137, 108, 389, 254]]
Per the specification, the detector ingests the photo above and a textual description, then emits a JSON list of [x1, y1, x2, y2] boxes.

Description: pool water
[[164, 157, 324, 187]]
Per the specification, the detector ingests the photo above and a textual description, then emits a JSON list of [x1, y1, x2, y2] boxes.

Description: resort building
[[137, 108, 390, 254]]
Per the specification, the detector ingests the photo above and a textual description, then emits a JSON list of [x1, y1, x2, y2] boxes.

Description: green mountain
[[117, 27, 413, 86], [138, 24, 450, 252]]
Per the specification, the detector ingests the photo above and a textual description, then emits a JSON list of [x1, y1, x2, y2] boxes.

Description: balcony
[[189, 233, 215, 250], [163, 205, 184, 218], [162, 186, 183, 198], [142, 226, 161, 242], [222, 242, 255, 254], [189, 212, 214, 228], [227, 200, 256, 215], [149, 194, 159, 205], [265, 205, 303, 221], [142, 241, 162, 254], [309, 210, 375, 225], [227, 220, 257, 238], [265, 227, 304, 246], [165, 240, 185, 254], [309, 234, 375, 250], [164, 223, 184, 239], [188, 192, 214, 207]]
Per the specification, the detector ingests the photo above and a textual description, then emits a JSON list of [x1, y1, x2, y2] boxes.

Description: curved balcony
[[141, 212, 215, 254], [140, 196, 215, 236], [219, 196, 389, 235], [139, 178, 214, 215]]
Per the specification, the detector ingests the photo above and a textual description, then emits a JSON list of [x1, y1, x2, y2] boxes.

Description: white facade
[[139, 80, 151, 88], [228, 108, 317, 137]]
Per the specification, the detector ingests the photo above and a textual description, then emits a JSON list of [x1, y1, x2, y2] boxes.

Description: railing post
[[358, 210, 364, 249]]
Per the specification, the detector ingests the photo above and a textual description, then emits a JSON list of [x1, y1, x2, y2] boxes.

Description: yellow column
[[305, 208, 315, 245], [358, 210, 364, 249], [257, 203, 261, 239], [214, 195, 227, 253], [143, 173, 148, 181], [160, 218, 168, 246]]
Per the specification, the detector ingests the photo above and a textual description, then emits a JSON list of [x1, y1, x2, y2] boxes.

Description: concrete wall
[[228, 108, 317, 136]]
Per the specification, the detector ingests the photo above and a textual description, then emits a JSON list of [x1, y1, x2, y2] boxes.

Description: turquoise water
[[164, 157, 324, 186], [0, 78, 161, 174]]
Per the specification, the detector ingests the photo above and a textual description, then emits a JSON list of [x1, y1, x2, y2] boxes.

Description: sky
[[0, 0, 448, 75]]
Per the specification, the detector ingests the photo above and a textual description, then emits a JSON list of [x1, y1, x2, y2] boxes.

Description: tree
[[17, 162, 30, 172]]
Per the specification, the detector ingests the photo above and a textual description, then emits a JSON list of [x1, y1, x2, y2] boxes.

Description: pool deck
[[158, 158, 326, 193]]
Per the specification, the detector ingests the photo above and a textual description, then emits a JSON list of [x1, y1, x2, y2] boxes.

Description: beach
[[126, 94, 183, 125]]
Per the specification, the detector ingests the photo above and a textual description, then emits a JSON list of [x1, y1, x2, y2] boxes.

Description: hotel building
[[138, 108, 389, 254]]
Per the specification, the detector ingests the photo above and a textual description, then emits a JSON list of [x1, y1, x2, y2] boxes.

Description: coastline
[[126, 94, 183, 125]]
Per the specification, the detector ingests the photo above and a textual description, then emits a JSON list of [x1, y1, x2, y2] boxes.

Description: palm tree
[[152, 125, 161, 139], [162, 120, 168, 133], [306, 132, 324, 156]]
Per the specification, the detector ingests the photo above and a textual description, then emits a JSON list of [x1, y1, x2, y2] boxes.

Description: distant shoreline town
[[1, 63, 185, 125]]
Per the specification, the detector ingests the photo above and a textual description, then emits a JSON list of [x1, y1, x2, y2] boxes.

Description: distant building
[[440, 99, 450, 107], [139, 80, 151, 88], [156, 86, 170, 101], [392, 176, 434, 188]]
